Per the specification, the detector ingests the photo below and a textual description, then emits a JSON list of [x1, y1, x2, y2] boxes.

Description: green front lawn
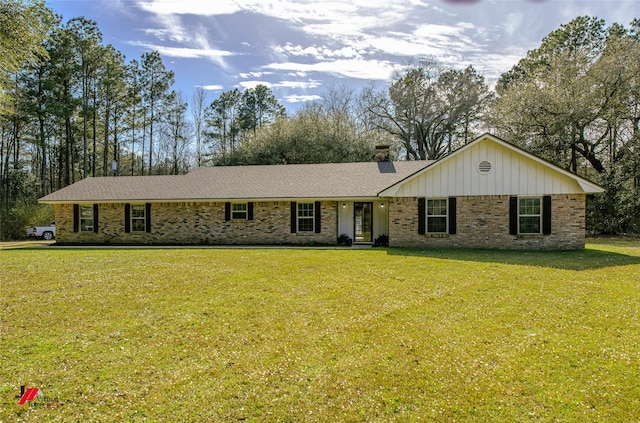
[[1, 241, 639, 421]]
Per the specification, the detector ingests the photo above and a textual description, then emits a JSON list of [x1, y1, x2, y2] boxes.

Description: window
[[80, 206, 94, 232], [131, 205, 146, 232], [225, 202, 253, 221], [519, 197, 541, 234], [125, 203, 150, 233], [231, 203, 248, 220], [290, 201, 320, 234], [297, 203, 314, 232], [427, 199, 447, 233]]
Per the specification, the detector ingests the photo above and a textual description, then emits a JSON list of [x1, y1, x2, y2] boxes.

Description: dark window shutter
[[248, 202, 254, 221], [509, 196, 518, 235], [145, 203, 151, 233], [290, 202, 297, 233], [73, 204, 79, 232], [125, 204, 131, 233], [93, 204, 99, 233], [543, 195, 552, 235], [314, 201, 321, 233], [225, 202, 231, 221], [418, 198, 426, 235], [448, 197, 457, 235]]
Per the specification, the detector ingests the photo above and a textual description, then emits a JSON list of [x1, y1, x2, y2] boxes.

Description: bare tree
[[191, 87, 207, 167]]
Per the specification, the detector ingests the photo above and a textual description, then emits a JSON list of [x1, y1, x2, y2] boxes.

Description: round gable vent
[[478, 160, 492, 174]]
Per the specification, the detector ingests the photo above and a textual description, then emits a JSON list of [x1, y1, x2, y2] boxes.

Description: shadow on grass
[[385, 245, 640, 271]]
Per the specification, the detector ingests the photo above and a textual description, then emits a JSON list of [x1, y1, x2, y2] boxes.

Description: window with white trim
[[519, 197, 541, 234], [131, 204, 146, 232], [427, 199, 447, 233], [80, 206, 94, 232], [297, 203, 314, 232], [231, 203, 248, 220]]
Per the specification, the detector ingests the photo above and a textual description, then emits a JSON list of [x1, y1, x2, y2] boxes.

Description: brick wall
[[388, 194, 586, 250], [53, 194, 587, 249], [54, 201, 338, 245]]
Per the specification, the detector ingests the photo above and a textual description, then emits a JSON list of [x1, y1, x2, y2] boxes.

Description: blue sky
[[47, 0, 638, 111]]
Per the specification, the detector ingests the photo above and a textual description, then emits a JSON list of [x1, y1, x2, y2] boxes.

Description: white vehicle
[[26, 222, 56, 240]]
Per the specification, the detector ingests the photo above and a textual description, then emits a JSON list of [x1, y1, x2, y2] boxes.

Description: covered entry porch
[[337, 200, 389, 245]]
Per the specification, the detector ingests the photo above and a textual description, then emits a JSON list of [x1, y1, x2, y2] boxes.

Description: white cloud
[[467, 52, 524, 81], [142, 28, 179, 41], [274, 44, 321, 59], [284, 94, 324, 103], [367, 35, 446, 57], [275, 43, 363, 61], [238, 80, 323, 90], [135, 0, 416, 19], [301, 14, 389, 38], [136, 0, 419, 38], [238, 71, 272, 79], [413, 23, 473, 41], [128, 0, 549, 95], [264, 59, 398, 80], [129, 41, 236, 62], [134, 0, 481, 84], [196, 84, 224, 91], [275, 80, 323, 89], [147, 12, 189, 43], [328, 46, 361, 59], [136, 0, 243, 15], [51, 0, 637, 112], [264, 6, 482, 68]]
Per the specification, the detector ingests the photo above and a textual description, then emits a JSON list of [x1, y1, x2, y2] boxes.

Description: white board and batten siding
[[380, 136, 603, 198], [337, 202, 354, 238]]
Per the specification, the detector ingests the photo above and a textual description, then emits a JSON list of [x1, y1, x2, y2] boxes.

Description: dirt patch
[[0, 240, 55, 250]]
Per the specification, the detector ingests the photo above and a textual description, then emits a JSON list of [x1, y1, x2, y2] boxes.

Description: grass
[[1, 240, 639, 422]]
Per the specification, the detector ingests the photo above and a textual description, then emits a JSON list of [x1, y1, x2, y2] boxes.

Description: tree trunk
[[103, 99, 110, 176], [92, 85, 97, 177], [38, 115, 47, 195], [113, 103, 119, 176], [65, 114, 73, 186]]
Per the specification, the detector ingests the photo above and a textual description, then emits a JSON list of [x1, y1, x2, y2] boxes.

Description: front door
[[354, 202, 373, 243]]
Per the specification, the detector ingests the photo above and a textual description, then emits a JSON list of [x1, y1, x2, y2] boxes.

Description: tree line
[[1, 2, 639, 238], [493, 17, 640, 234]]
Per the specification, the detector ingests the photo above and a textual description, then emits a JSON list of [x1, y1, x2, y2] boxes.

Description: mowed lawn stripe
[[1, 242, 639, 421]]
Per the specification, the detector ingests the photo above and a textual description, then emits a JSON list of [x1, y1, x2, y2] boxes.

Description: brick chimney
[[374, 145, 390, 162]]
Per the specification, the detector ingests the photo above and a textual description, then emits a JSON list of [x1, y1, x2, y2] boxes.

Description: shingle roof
[[39, 161, 432, 203]]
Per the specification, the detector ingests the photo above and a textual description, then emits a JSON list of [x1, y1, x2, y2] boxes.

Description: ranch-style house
[[40, 133, 604, 250]]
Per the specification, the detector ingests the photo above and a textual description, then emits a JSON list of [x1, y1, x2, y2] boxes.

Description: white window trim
[[131, 204, 146, 232], [426, 198, 448, 234], [231, 203, 248, 220], [518, 196, 542, 235], [297, 202, 314, 233], [79, 205, 94, 232]]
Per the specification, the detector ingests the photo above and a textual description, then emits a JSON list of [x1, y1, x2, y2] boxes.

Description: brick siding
[[54, 201, 337, 245], [388, 194, 586, 250], [53, 194, 586, 249]]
